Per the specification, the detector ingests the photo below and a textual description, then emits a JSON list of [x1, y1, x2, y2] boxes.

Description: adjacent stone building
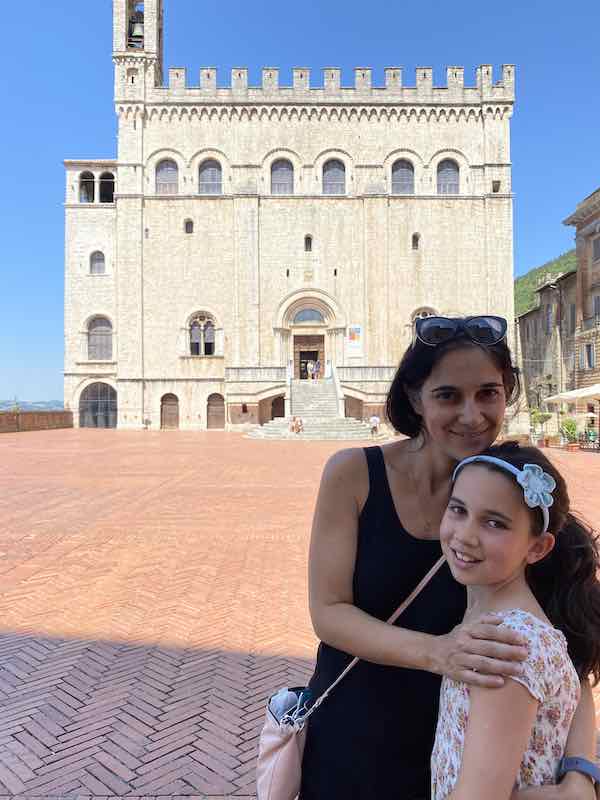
[[517, 186, 600, 434], [517, 270, 577, 424], [64, 0, 516, 429]]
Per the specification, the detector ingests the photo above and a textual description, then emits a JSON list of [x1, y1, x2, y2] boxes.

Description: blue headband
[[452, 455, 556, 534]]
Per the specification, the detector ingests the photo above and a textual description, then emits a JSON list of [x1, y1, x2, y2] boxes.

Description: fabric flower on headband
[[452, 455, 557, 533], [516, 464, 556, 511]]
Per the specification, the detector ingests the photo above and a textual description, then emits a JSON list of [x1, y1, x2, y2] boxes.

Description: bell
[[130, 22, 144, 38]]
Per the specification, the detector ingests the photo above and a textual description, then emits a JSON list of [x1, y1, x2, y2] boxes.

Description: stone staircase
[[247, 378, 386, 440]]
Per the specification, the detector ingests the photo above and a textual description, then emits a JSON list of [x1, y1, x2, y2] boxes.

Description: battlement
[[116, 64, 515, 105]]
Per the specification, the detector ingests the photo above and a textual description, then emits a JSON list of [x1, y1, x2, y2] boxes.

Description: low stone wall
[[0, 411, 73, 433]]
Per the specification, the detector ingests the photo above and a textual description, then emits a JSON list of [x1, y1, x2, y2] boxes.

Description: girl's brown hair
[[475, 442, 600, 685]]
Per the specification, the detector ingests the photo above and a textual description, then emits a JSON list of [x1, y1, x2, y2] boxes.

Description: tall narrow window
[[412, 233, 420, 250], [156, 159, 178, 194], [99, 172, 115, 203], [184, 219, 194, 234], [88, 317, 113, 360], [199, 160, 222, 194], [437, 159, 459, 194], [569, 303, 576, 333], [545, 304, 552, 334], [90, 251, 106, 275], [79, 172, 95, 203], [271, 159, 294, 194], [304, 235, 313, 252], [586, 343, 595, 369], [190, 321, 202, 355], [323, 159, 346, 195], [204, 321, 215, 355], [391, 160, 414, 194], [593, 238, 600, 262]]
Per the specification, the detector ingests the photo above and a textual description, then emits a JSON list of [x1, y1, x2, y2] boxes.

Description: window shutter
[[323, 160, 346, 195], [392, 160, 414, 194], [437, 160, 459, 194]]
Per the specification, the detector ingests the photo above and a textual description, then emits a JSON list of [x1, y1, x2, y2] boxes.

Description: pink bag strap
[[303, 554, 447, 721]]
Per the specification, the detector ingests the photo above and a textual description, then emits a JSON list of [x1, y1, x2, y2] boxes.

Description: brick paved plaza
[[0, 430, 598, 798]]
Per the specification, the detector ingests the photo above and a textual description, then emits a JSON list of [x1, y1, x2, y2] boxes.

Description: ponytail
[[527, 514, 600, 685]]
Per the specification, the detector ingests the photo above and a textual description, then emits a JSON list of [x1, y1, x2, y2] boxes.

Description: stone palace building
[[64, 0, 516, 430]]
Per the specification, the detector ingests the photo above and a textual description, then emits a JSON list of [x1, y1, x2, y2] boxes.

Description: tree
[[530, 408, 552, 436]]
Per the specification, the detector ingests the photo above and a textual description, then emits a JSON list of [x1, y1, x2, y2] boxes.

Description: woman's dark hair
[[472, 442, 600, 685], [385, 326, 521, 436]]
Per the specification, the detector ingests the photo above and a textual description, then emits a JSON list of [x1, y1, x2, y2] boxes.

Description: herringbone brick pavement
[[0, 431, 598, 798]]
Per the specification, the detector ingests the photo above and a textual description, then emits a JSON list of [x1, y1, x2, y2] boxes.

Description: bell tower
[[113, 0, 164, 101]]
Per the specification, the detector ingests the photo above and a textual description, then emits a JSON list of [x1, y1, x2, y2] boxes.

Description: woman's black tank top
[[300, 446, 466, 800]]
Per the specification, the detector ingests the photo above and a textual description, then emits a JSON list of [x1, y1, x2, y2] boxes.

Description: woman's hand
[[433, 612, 529, 687]]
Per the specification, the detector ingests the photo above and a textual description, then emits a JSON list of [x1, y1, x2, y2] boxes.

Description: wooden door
[[207, 394, 225, 429], [161, 394, 179, 429]]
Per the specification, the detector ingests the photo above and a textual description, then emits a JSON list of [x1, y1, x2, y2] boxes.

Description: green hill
[[514, 250, 577, 317]]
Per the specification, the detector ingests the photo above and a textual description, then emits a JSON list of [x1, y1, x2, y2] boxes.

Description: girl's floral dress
[[431, 609, 580, 799]]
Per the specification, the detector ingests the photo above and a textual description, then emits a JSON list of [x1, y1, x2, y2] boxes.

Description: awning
[[544, 384, 600, 404]]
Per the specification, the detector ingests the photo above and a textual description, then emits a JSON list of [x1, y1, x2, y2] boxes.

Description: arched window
[[190, 315, 216, 356], [156, 159, 179, 194], [79, 172, 95, 203], [90, 251, 106, 274], [391, 160, 414, 194], [79, 383, 117, 428], [88, 317, 113, 360], [323, 159, 346, 195], [184, 219, 194, 234], [199, 160, 222, 194], [304, 234, 313, 252], [271, 159, 294, 194], [293, 308, 325, 324], [99, 172, 115, 203], [437, 159, 459, 194]]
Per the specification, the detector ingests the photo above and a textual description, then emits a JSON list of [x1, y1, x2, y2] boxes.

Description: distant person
[[307, 360, 315, 381], [369, 413, 380, 437], [314, 359, 321, 380]]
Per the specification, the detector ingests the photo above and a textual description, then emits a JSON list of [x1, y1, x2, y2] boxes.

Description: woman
[[300, 315, 596, 800]]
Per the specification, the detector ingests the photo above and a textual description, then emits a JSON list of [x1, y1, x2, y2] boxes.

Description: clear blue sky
[[2, 0, 599, 401]]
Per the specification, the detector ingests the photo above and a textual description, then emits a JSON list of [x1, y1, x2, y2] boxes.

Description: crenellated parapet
[[115, 64, 515, 106]]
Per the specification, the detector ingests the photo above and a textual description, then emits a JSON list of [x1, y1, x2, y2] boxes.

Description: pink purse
[[255, 555, 447, 800]]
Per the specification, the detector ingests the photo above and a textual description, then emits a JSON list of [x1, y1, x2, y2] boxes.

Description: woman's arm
[[445, 680, 539, 800], [512, 682, 597, 800], [309, 449, 528, 687]]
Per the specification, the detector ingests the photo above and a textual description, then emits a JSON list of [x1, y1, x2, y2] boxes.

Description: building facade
[[517, 271, 577, 424], [564, 188, 600, 395], [64, 0, 516, 430], [517, 186, 600, 434]]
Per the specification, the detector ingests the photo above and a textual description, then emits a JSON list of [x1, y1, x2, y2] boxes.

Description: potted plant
[[530, 409, 552, 447], [560, 417, 579, 452]]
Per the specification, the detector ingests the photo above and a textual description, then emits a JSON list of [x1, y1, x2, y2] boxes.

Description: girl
[[301, 315, 596, 800], [432, 443, 600, 799]]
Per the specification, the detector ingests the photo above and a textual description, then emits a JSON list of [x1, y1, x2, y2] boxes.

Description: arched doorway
[[161, 394, 179, 429], [207, 393, 225, 429], [79, 383, 117, 428], [271, 396, 285, 419]]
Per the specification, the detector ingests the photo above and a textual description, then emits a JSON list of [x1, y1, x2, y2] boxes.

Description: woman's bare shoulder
[[320, 447, 369, 510]]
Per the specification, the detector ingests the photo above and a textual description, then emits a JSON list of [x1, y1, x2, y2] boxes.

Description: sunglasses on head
[[415, 315, 508, 347]]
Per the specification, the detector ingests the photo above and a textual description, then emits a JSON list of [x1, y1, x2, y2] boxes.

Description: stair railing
[[330, 364, 346, 417]]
